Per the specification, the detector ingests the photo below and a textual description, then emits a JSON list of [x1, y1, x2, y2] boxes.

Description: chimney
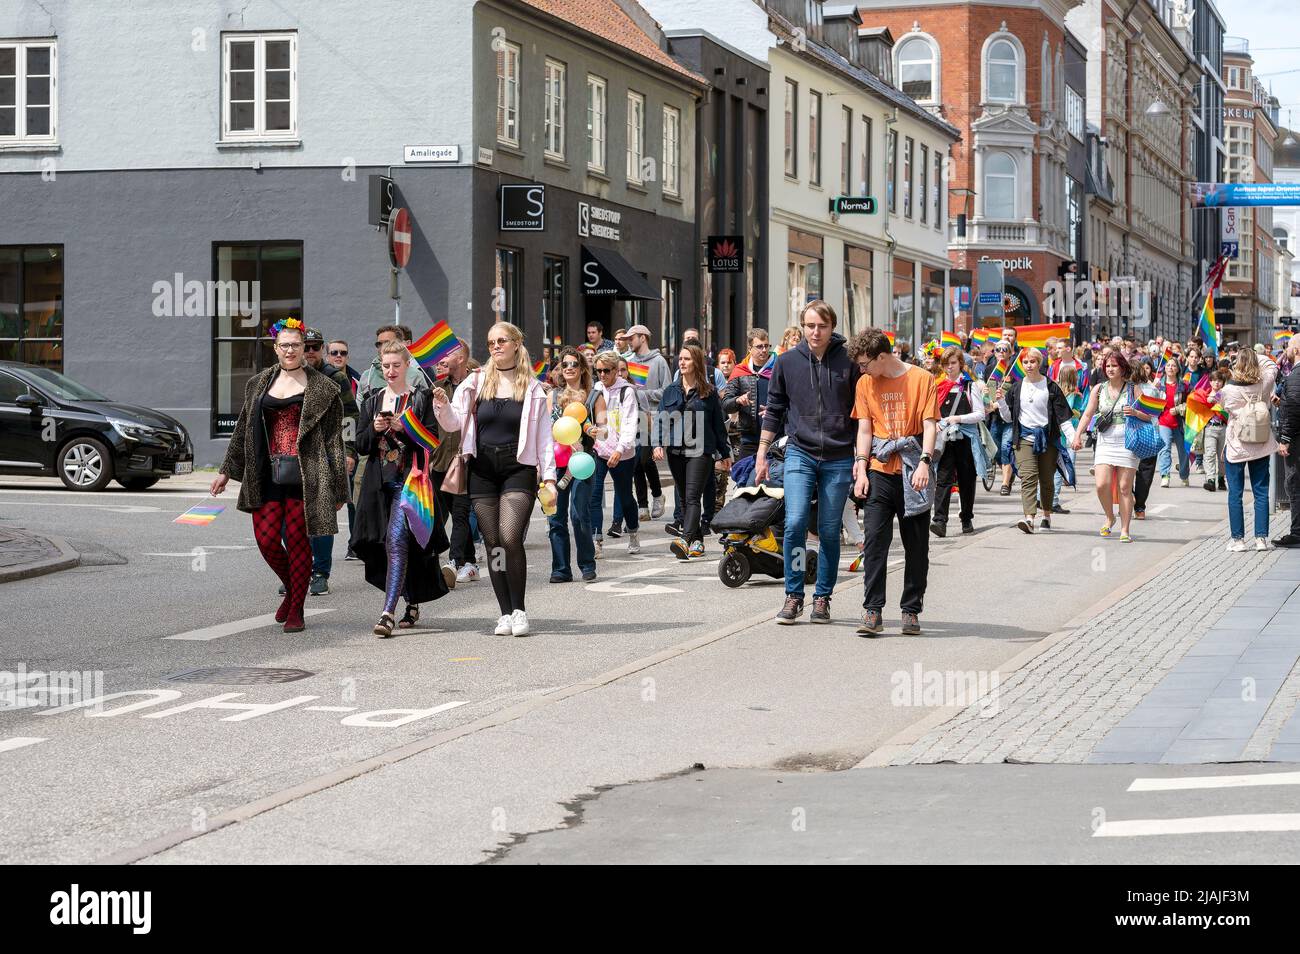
[[857, 27, 896, 86]]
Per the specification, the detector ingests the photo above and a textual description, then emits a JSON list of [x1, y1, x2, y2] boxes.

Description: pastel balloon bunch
[[552, 402, 596, 486]]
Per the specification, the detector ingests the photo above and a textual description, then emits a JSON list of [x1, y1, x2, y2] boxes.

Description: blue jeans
[[310, 534, 333, 577], [1158, 424, 1189, 480], [1225, 456, 1270, 540], [592, 455, 638, 533], [548, 474, 596, 578], [988, 416, 1014, 467], [782, 445, 853, 598]]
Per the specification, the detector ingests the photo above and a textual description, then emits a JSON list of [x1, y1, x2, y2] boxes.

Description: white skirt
[[1093, 421, 1138, 469]]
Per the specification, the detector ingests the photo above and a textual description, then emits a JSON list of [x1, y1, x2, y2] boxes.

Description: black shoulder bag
[[264, 399, 303, 486]]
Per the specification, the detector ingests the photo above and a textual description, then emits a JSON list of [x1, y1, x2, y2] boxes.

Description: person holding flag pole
[[995, 348, 1075, 533]]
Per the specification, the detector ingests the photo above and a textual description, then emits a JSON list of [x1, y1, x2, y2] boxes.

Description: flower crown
[[268, 317, 304, 339]]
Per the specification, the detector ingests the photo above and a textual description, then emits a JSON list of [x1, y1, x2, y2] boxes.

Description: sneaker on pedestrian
[[901, 612, 922, 636], [494, 614, 514, 636], [345, 549, 358, 561], [594, 538, 603, 558], [670, 537, 690, 561], [1203, 480, 1216, 492], [582, 569, 597, 582], [930, 521, 946, 538], [1273, 533, 1300, 548], [456, 563, 480, 584], [278, 583, 287, 596], [1160, 476, 1170, 488], [775, 595, 805, 625], [639, 507, 651, 521], [688, 540, 705, 558], [810, 595, 831, 623], [1051, 503, 1069, 514], [700, 521, 713, 537], [549, 573, 572, 583], [961, 520, 975, 534], [607, 522, 623, 539], [1228, 538, 1247, 553], [1182, 477, 1190, 487], [627, 531, 641, 555], [857, 609, 884, 636], [1016, 518, 1035, 534], [1255, 537, 1269, 552], [441, 565, 457, 590], [1039, 518, 1051, 531], [651, 495, 666, 519], [664, 521, 683, 537], [510, 610, 530, 637], [309, 574, 330, 596]]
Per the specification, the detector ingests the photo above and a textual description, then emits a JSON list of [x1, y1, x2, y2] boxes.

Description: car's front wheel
[[58, 437, 113, 491], [117, 476, 161, 491]]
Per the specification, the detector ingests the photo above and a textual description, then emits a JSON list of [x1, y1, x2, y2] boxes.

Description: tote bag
[[1123, 385, 1161, 460]]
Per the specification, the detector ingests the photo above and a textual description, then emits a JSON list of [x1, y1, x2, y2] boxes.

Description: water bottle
[[538, 483, 557, 516]]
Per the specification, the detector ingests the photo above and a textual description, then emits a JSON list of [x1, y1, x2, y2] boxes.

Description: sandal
[[1099, 524, 1112, 537], [398, 603, 420, 629], [1120, 533, 1132, 543], [374, 612, 396, 638], [999, 484, 1011, 496]]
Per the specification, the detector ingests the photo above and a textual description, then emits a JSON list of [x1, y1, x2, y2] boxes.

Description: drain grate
[[164, 666, 315, 685]]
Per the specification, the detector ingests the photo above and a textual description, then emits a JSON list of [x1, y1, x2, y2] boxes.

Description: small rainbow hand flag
[[409, 320, 460, 369], [627, 361, 650, 386], [1008, 349, 1030, 383], [174, 502, 225, 526], [400, 406, 440, 454], [1275, 330, 1293, 344], [1135, 390, 1166, 416], [989, 358, 1010, 385], [940, 331, 962, 349], [533, 359, 549, 379]]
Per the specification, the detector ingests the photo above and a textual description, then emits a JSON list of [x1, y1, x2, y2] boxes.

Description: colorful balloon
[[554, 443, 572, 468], [564, 401, 588, 423], [552, 416, 581, 446], [567, 451, 595, 481]]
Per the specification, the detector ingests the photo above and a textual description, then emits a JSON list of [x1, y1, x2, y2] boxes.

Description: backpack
[[1238, 391, 1272, 444]]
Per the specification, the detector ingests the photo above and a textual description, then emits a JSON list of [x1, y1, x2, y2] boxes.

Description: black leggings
[[667, 452, 712, 544], [634, 445, 662, 506]]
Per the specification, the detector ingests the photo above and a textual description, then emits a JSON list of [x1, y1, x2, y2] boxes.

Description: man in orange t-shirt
[[849, 328, 939, 637]]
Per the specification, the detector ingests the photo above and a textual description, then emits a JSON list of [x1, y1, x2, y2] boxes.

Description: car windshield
[[20, 367, 110, 402]]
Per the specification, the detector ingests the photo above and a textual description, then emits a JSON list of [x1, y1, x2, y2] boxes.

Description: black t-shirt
[[477, 396, 523, 447]]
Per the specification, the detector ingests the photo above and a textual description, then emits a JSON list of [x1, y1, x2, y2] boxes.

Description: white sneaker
[[639, 508, 651, 521], [1255, 537, 1269, 552], [1160, 476, 1170, 488], [1228, 538, 1247, 553], [456, 563, 480, 584], [494, 614, 513, 636], [651, 495, 665, 519], [627, 531, 641, 555], [1182, 478, 1190, 487], [1016, 518, 1035, 534], [510, 609, 530, 637]]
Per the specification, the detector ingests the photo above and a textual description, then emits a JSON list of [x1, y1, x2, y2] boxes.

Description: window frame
[[861, 115, 872, 196], [903, 136, 914, 218], [983, 34, 1023, 105], [544, 58, 566, 160], [586, 74, 607, 173], [626, 89, 645, 185], [0, 244, 64, 370], [895, 35, 937, 104], [983, 151, 1018, 219], [220, 32, 298, 142], [933, 148, 943, 229], [919, 144, 928, 224], [496, 40, 521, 147], [541, 255, 567, 345], [840, 105, 852, 195], [1066, 85, 1084, 140], [662, 104, 681, 197], [494, 246, 524, 327], [887, 128, 898, 212], [0, 40, 58, 143], [784, 78, 798, 179], [808, 90, 822, 187]]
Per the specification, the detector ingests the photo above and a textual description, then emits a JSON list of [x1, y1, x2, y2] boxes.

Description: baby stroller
[[711, 485, 818, 588]]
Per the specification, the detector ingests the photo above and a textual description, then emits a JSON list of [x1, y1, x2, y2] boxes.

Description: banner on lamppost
[[1190, 182, 1300, 207]]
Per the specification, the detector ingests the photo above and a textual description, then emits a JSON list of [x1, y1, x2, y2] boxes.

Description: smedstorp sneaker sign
[[50, 884, 151, 934]]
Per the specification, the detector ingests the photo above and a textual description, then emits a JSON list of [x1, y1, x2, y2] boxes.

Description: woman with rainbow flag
[[352, 340, 451, 637]]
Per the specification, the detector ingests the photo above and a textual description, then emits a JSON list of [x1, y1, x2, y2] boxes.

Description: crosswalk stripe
[[164, 609, 335, 641], [1095, 813, 1300, 837], [0, 737, 47, 754], [1128, 771, 1300, 792]]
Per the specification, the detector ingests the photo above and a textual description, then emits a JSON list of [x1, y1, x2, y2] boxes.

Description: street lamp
[[1146, 99, 1170, 117]]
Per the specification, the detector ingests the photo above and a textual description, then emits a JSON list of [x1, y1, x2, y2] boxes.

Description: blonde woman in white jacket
[[590, 350, 643, 555], [1218, 349, 1277, 552]]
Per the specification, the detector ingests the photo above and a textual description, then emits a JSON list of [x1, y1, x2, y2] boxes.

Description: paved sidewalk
[[884, 511, 1300, 766], [0, 526, 79, 583]]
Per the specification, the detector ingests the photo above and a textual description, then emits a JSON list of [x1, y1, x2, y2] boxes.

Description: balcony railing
[[948, 219, 1070, 254], [1224, 36, 1250, 55]]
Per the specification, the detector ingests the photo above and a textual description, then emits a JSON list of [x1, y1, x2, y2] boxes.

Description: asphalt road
[[0, 460, 1246, 863]]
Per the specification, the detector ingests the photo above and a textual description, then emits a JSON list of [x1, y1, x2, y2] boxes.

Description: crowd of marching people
[[208, 306, 1300, 639]]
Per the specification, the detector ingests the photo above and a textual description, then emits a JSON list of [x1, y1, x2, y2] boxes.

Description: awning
[[580, 245, 661, 300]]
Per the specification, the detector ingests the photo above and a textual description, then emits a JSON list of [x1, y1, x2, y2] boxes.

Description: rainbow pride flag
[[399, 467, 436, 548], [174, 503, 225, 526], [988, 358, 1010, 385], [1007, 349, 1030, 383], [1183, 384, 1219, 446], [627, 361, 650, 386], [940, 331, 962, 349], [1012, 322, 1072, 351], [409, 320, 460, 369], [400, 406, 440, 454], [970, 328, 990, 346], [884, 331, 896, 346], [533, 359, 549, 379], [1135, 390, 1166, 416], [1198, 295, 1219, 358]]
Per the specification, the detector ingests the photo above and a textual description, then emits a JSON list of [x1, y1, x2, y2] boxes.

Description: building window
[[1068, 177, 1082, 260], [1226, 123, 1253, 180], [626, 90, 645, 185], [903, 136, 914, 217], [544, 59, 565, 159], [494, 247, 522, 326], [1066, 85, 1084, 140], [0, 41, 56, 141], [861, 115, 872, 195], [984, 151, 1017, 219], [805, 1, 825, 42], [843, 245, 873, 334], [787, 228, 823, 328], [933, 148, 943, 229], [784, 78, 798, 178], [891, 256, 915, 340], [496, 41, 520, 146], [809, 90, 822, 186], [587, 75, 606, 172], [922, 269, 944, 345], [0, 246, 63, 369], [896, 36, 935, 102], [662, 105, 681, 197], [661, 277, 680, 348], [222, 33, 297, 140], [887, 128, 897, 212], [919, 145, 929, 224], [542, 256, 566, 346], [985, 37, 1020, 103], [840, 105, 852, 194], [211, 243, 302, 437]]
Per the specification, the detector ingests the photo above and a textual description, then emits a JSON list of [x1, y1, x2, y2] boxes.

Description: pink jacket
[[434, 369, 556, 482], [1220, 363, 1278, 464], [594, 377, 639, 460]]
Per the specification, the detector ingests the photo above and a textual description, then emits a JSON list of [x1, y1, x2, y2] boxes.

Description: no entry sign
[[388, 207, 412, 269]]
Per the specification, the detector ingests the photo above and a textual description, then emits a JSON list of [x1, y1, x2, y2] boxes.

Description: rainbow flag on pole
[[1183, 383, 1220, 446], [408, 320, 460, 369], [532, 359, 549, 380], [399, 467, 436, 548], [940, 331, 962, 349], [1012, 322, 1072, 352], [1007, 349, 1030, 383], [1135, 389, 1166, 416], [627, 361, 650, 386], [1196, 255, 1229, 359], [988, 358, 1010, 386], [174, 503, 225, 526], [400, 406, 440, 454]]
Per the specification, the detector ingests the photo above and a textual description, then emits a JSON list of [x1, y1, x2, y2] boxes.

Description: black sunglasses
[[304, 343, 322, 351], [329, 349, 348, 357], [597, 366, 617, 375]]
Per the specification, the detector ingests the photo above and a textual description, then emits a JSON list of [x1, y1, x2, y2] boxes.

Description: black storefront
[[473, 172, 697, 360]]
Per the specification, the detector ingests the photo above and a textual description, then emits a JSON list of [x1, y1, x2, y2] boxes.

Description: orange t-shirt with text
[[852, 365, 939, 474]]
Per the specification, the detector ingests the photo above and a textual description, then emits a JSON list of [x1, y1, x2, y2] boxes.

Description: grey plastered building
[[0, 0, 703, 465]]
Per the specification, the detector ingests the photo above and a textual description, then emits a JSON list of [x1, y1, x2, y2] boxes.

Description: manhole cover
[[164, 667, 315, 685]]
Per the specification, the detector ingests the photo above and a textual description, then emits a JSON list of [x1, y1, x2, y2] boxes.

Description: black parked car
[[0, 361, 194, 491]]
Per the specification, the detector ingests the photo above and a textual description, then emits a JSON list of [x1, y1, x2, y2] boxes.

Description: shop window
[[0, 40, 57, 141], [843, 245, 873, 335], [0, 245, 63, 369], [494, 247, 523, 326], [211, 242, 302, 437], [542, 256, 566, 346], [787, 228, 824, 329], [222, 33, 297, 141], [661, 277, 680, 349], [891, 256, 914, 341]]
